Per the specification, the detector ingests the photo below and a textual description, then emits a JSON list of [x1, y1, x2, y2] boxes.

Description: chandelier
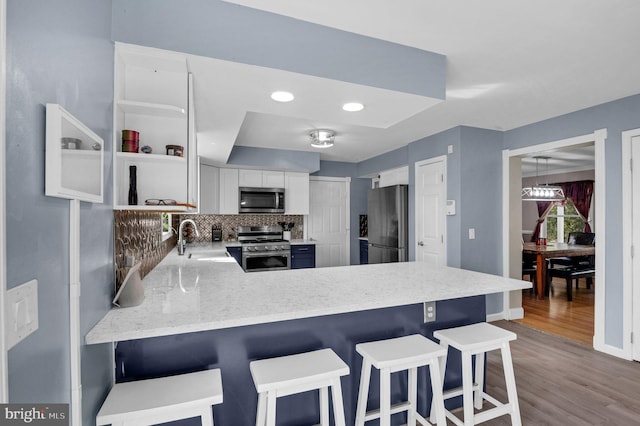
[[521, 156, 565, 201]]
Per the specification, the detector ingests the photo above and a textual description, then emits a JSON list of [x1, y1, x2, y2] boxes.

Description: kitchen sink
[[187, 252, 236, 262]]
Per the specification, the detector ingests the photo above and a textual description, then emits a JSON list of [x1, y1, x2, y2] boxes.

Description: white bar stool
[[354, 334, 447, 426], [96, 368, 223, 426], [431, 322, 522, 426], [250, 348, 349, 426]]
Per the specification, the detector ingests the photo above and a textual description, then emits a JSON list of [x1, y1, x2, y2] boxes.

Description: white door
[[308, 177, 350, 267], [415, 157, 446, 266]]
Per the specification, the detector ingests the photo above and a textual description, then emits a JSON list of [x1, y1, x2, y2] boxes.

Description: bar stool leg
[[355, 360, 371, 426], [461, 351, 475, 426], [255, 393, 266, 426], [430, 342, 449, 424], [266, 391, 277, 426], [428, 358, 447, 426], [500, 342, 522, 426], [330, 378, 347, 426], [407, 367, 417, 426], [380, 368, 391, 426], [474, 352, 485, 410], [200, 406, 214, 426], [320, 387, 329, 426]]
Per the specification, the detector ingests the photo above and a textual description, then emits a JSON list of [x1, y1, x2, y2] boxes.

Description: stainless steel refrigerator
[[367, 184, 408, 263]]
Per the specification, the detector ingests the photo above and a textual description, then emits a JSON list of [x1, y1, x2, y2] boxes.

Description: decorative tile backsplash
[[114, 210, 177, 291], [176, 214, 304, 242], [113, 212, 303, 291]]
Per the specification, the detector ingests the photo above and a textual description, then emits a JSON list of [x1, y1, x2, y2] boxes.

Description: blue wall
[[504, 93, 640, 348], [6, 0, 114, 423]]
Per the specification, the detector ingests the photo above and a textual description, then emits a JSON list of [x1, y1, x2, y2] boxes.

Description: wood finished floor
[[478, 320, 640, 425], [517, 277, 595, 346], [439, 279, 640, 425]]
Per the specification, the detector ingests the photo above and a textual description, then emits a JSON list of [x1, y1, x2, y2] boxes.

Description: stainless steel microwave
[[239, 187, 285, 214]]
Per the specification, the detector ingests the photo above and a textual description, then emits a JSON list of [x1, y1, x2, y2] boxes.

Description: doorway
[[502, 130, 606, 351], [308, 176, 350, 267]]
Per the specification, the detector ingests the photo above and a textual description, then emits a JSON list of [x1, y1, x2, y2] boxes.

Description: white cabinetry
[[285, 172, 310, 214], [113, 43, 196, 211], [378, 166, 409, 188], [239, 169, 285, 188], [200, 164, 219, 214], [219, 168, 239, 214]]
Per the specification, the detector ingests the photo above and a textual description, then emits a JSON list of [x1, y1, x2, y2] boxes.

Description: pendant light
[[521, 156, 565, 201]]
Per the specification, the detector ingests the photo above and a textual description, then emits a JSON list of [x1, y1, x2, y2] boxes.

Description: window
[[161, 212, 173, 241], [544, 199, 585, 242]]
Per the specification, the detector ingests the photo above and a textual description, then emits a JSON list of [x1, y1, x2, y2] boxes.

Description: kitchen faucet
[[178, 219, 199, 255]]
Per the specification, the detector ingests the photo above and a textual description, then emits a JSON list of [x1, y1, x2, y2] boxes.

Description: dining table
[[522, 242, 596, 298]]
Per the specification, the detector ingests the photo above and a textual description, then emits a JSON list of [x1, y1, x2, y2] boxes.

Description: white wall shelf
[[116, 152, 186, 164], [117, 99, 185, 118]]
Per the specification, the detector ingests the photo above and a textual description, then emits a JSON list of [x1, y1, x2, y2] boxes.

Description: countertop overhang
[[86, 243, 530, 344]]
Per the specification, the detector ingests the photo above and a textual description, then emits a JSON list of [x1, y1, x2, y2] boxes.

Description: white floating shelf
[[116, 152, 186, 163], [117, 99, 186, 118], [113, 204, 189, 212]]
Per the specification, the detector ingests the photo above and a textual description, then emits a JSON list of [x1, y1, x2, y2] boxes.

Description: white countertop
[[85, 243, 530, 344]]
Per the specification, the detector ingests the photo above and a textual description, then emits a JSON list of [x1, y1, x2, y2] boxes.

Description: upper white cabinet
[[239, 169, 285, 188], [378, 166, 409, 188], [112, 43, 196, 211], [199, 164, 219, 214], [199, 165, 308, 215], [285, 172, 309, 214], [219, 168, 239, 214]]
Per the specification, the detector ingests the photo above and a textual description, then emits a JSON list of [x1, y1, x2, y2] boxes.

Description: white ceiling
[[194, 0, 640, 167]]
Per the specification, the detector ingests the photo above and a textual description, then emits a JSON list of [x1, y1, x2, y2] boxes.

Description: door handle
[[418, 241, 424, 246]]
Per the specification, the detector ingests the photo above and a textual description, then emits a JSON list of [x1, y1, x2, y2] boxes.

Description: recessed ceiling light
[[270, 91, 294, 102], [342, 102, 364, 112]]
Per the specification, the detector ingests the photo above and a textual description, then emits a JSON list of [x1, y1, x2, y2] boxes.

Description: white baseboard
[[487, 307, 524, 322], [486, 312, 507, 322], [594, 341, 632, 361]]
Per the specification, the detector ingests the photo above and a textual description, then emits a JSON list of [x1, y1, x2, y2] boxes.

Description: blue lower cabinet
[[291, 244, 316, 269], [226, 246, 242, 265], [360, 239, 368, 264]]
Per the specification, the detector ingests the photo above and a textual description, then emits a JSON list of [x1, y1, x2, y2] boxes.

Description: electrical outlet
[[423, 301, 436, 323]]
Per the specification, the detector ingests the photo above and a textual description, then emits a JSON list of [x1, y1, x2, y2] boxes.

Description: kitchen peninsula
[[87, 244, 530, 425]]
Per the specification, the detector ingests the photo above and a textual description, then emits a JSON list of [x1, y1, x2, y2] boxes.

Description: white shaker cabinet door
[[199, 164, 219, 214], [219, 168, 239, 214], [285, 172, 309, 214]]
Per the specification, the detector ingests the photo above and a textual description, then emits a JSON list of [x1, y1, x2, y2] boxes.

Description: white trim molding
[[502, 129, 607, 354], [1, 0, 8, 403], [621, 127, 640, 361]]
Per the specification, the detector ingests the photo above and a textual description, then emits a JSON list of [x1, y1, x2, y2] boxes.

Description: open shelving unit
[[113, 43, 197, 211]]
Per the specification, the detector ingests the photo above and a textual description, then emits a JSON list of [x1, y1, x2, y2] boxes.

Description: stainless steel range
[[238, 226, 291, 272]]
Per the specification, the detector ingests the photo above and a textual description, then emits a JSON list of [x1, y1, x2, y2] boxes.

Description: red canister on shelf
[[122, 129, 139, 153]]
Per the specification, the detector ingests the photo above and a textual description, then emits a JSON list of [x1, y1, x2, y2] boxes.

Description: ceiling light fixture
[[270, 91, 294, 102], [309, 129, 335, 149], [342, 102, 364, 112], [521, 156, 565, 201]]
